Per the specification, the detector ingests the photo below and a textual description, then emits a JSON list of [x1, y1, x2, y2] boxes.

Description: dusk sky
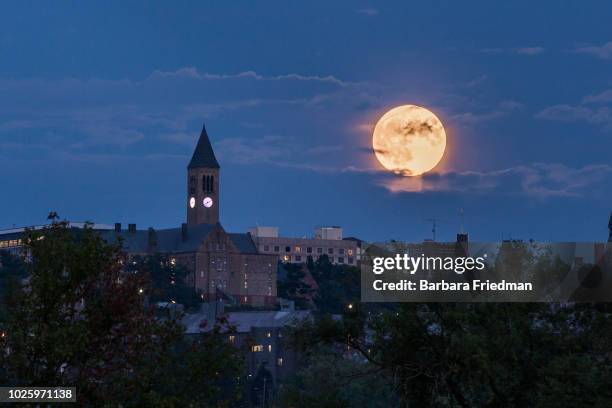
[[1, 1, 611, 242]]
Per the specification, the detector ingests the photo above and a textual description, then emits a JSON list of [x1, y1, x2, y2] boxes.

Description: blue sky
[[1, 1, 611, 242]]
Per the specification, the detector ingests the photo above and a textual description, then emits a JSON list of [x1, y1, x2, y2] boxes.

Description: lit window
[[170, 257, 176, 266], [252, 345, 263, 352], [268, 345, 272, 352], [229, 335, 235, 343], [348, 249, 354, 256], [244, 281, 248, 289], [267, 332, 272, 338], [283, 255, 290, 262], [294, 246, 301, 253], [277, 357, 283, 367], [243, 296, 248, 303]]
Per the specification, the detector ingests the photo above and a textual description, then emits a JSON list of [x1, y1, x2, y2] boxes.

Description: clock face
[[189, 197, 196, 209], [203, 197, 214, 208]]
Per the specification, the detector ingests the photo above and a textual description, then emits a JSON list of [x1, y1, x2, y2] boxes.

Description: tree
[[288, 245, 612, 407], [277, 346, 398, 408], [277, 262, 314, 308], [0, 222, 243, 406], [126, 254, 201, 311], [308, 255, 360, 314]]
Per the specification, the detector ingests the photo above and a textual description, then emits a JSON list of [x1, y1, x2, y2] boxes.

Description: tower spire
[[188, 123, 220, 169]]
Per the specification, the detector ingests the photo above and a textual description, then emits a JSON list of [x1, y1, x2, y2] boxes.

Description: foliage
[[287, 243, 612, 407], [277, 262, 314, 309], [0, 222, 243, 406], [308, 255, 360, 314], [277, 346, 399, 408], [126, 253, 202, 311]]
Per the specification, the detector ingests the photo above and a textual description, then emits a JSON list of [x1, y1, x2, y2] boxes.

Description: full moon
[[372, 105, 446, 176]]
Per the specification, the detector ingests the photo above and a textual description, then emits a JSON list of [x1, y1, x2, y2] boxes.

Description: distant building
[[250, 226, 362, 266], [183, 303, 311, 386]]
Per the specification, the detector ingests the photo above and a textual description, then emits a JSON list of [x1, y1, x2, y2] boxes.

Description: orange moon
[[373, 105, 447, 176]]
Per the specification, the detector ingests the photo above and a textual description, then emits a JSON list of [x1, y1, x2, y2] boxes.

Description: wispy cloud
[[514, 46, 545, 55], [215, 135, 351, 169], [451, 99, 523, 125], [583, 89, 612, 104], [535, 104, 612, 129], [0, 67, 363, 161], [480, 46, 545, 56], [149, 67, 353, 87], [355, 8, 378, 16], [573, 41, 612, 60], [377, 163, 612, 198]]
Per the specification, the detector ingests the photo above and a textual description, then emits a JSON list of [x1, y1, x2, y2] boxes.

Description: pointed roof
[[188, 124, 220, 169]]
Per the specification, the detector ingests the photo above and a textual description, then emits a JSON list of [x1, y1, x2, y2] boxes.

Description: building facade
[[249, 226, 362, 266]]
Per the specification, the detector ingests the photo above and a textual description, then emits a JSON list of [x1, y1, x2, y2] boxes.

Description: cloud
[[150, 67, 352, 87], [535, 104, 612, 128], [355, 8, 378, 16], [0, 67, 363, 161], [212, 133, 385, 175], [573, 41, 612, 60], [583, 89, 612, 104], [451, 99, 523, 125], [377, 163, 612, 198], [480, 46, 545, 56], [514, 46, 545, 55], [535, 105, 593, 121]]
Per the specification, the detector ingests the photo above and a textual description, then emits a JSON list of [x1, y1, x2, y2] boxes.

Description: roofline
[[0, 222, 116, 236]]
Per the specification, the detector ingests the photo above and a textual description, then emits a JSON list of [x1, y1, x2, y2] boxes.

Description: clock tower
[[187, 124, 220, 226]]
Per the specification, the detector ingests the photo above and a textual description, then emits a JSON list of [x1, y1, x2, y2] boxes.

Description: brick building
[[0, 125, 278, 307], [249, 226, 363, 266]]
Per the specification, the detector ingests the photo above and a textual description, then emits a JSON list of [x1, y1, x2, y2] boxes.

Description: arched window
[[202, 175, 214, 193], [190, 176, 196, 195]]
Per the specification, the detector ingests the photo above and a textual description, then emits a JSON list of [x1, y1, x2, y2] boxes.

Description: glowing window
[[252, 345, 263, 352]]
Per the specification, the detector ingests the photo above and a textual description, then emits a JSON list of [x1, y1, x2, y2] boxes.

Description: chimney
[[148, 227, 158, 250], [181, 223, 188, 241], [455, 233, 469, 257], [128, 224, 136, 233], [456, 233, 469, 243], [114, 223, 122, 233]]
